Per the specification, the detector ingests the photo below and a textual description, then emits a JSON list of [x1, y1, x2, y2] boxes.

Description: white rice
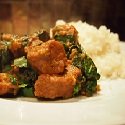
[[56, 20, 125, 79]]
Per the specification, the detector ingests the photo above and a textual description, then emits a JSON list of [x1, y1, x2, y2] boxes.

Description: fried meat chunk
[[27, 40, 67, 74], [0, 73, 19, 96], [34, 65, 81, 99], [52, 24, 78, 37]]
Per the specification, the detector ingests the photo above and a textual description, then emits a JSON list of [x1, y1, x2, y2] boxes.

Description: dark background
[[0, 0, 125, 41]]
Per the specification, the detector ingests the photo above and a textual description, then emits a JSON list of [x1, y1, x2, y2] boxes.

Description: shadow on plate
[[1, 93, 101, 103]]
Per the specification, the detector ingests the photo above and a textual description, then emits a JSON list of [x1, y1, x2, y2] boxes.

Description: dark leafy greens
[[13, 57, 38, 97], [54, 35, 81, 59], [37, 31, 50, 42], [20, 87, 34, 97], [72, 54, 100, 96], [3, 56, 38, 97], [9, 74, 18, 85], [73, 54, 100, 96], [17, 67, 38, 88], [54, 33, 100, 97], [54, 35, 75, 43], [0, 41, 13, 72]]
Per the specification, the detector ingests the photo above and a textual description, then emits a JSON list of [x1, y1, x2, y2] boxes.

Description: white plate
[[0, 81, 125, 125], [0, 42, 125, 125]]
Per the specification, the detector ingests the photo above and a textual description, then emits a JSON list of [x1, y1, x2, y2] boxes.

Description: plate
[[0, 79, 125, 125], [0, 42, 125, 125]]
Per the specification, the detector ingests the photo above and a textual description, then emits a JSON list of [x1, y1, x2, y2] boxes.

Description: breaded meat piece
[[34, 65, 81, 99], [52, 24, 78, 44], [0, 73, 19, 96], [1, 33, 26, 58], [27, 40, 67, 74], [52, 24, 78, 37]]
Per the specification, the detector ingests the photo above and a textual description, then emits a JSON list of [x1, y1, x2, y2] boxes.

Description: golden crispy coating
[[0, 73, 19, 96], [27, 40, 67, 74], [35, 65, 81, 99]]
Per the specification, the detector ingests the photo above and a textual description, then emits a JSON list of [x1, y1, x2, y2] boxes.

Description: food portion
[[56, 20, 125, 79], [35, 65, 81, 99], [0, 73, 19, 96], [26, 40, 67, 74], [0, 23, 100, 99]]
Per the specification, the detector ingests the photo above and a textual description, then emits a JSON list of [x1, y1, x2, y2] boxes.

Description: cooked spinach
[[73, 83, 81, 96], [0, 43, 13, 72], [9, 74, 18, 85], [13, 56, 38, 96], [53, 32, 100, 97], [72, 53, 100, 96], [54, 35, 81, 59], [19, 87, 34, 97], [85, 80, 97, 96], [14, 56, 38, 85], [82, 56, 100, 80], [14, 56, 27, 68], [37, 31, 50, 42], [54, 35, 75, 43], [72, 54, 83, 69], [18, 67, 38, 88]]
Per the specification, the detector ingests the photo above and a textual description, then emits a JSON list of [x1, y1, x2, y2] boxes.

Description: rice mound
[[56, 20, 125, 79]]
